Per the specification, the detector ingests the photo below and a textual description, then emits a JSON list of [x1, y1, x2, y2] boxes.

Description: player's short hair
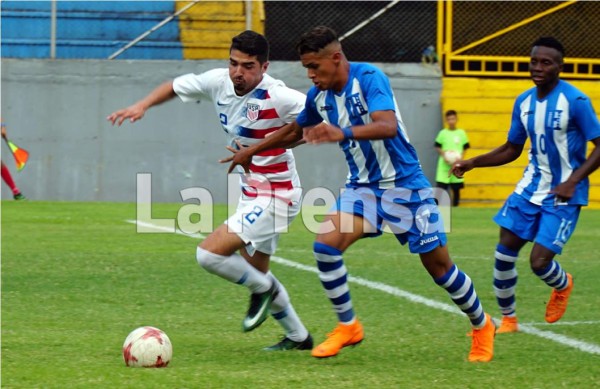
[[445, 110, 457, 117], [231, 30, 269, 64], [296, 26, 339, 55], [532, 36, 565, 59]]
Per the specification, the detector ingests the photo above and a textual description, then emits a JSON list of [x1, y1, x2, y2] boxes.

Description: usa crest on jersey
[[246, 103, 260, 122]]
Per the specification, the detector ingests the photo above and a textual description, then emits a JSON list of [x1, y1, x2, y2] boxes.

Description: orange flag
[[5, 139, 29, 171]]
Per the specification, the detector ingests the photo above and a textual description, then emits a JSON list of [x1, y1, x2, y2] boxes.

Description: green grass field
[[2, 201, 599, 388]]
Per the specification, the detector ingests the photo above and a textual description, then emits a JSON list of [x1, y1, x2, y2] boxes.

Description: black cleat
[[242, 283, 276, 332], [263, 334, 314, 351]]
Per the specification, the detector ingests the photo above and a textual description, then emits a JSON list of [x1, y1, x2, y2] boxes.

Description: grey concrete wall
[[1, 58, 442, 202]]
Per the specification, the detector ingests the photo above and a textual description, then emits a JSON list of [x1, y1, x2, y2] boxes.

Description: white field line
[[522, 321, 600, 326], [126, 219, 205, 239], [124, 220, 600, 356]]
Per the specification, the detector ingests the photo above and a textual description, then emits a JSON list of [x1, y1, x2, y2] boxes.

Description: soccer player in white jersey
[[452, 37, 600, 333], [225, 26, 496, 362], [107, 31, 313, 351]]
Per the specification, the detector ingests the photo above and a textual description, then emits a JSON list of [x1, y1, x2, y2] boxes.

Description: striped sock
[[534, 260, 568, 291], [493, 244, 519, 317], [313, 242, 355, 324], [435, 264, 485, 328]]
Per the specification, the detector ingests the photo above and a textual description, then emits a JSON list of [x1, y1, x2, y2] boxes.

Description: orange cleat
[[545, 273, 573, 323], [496, 316, 518, 334], [311, 319, 364, 358], [468, 313, 495, 362]]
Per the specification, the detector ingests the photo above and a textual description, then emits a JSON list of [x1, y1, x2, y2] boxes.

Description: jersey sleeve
[[269, 86, 306, 123], [434, 130, 444, 146], [360, 66, 396, 112], [296, 88, 322, 128], [507, 97, 528, 145], [172, 69, 224, 103], [461, 129, 470, 145], [572, 94, 600, 141]]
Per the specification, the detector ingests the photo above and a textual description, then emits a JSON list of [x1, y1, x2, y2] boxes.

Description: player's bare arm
[[551, 136, 600, 201], [223, 121, 303, 173], [107, 81, 176, 126], [434, 146, 445, 157], [452, 141, 523, 178], [304, 110, 397, 144]]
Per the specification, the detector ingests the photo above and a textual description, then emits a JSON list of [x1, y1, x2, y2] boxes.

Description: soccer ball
[[122, 326, 172, 368], [444, 150, 462, 165]]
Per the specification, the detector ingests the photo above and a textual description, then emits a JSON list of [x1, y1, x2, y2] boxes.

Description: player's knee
[[529, 256, 550, 273], [196, 247, 221, 273]]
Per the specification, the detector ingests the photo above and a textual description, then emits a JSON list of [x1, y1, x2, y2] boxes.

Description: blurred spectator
[[434, 110, 469, 206]]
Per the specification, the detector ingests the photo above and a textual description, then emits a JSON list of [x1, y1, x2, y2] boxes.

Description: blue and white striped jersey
[[296, 62, 430, 190], [508, 80, 600, 205]]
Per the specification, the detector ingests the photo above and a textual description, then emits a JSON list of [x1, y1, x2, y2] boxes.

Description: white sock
[[196, 247, 271, 294], [268, 272, 309, 342]]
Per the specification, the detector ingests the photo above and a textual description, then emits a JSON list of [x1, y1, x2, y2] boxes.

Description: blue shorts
[[334, 186, 448, 254], [493, 193, 581, 254]]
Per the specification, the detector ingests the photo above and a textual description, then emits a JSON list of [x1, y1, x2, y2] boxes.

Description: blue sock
[[534, 260, 568, 290], [435, 264, 485, 328], [313, 242, 355, 324], [493, 244, 519, 317]]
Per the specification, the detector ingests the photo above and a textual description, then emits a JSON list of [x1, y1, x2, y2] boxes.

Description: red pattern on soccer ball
[[141, 327, 165, 344], [123, 343, 138, 367], [154, 355, 169, 368]]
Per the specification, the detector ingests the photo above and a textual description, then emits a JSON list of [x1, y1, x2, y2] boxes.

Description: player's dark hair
[[296, 26, 339, 55], [445, 110, 457, 117], [231, 30, 269, 64], [532, 36, 565, 59]]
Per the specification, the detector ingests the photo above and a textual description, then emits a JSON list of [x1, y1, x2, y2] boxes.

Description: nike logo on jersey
[[217, 101, 230, 106]]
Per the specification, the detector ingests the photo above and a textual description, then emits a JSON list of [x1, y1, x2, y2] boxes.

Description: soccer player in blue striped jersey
[[226, 26, 496, 362], [453, 37, 600, 333]]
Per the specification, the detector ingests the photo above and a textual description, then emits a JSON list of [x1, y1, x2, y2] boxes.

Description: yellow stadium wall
[[441, 78, 600, 209], [177, 1, 265, 59]]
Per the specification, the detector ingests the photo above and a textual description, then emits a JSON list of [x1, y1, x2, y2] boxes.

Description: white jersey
[[173, 69, 305, 199]]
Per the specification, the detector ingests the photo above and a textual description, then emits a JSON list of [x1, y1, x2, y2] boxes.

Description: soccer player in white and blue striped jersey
[[453, 37, 600, 333], [227, 26, 496, 362]]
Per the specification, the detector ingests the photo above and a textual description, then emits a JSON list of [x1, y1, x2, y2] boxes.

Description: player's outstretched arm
[[304, 110, 397, 144], [107, 81, 176, 126], [451, 141, 523, 178], [551, 137, 600, 201], [223, 121, 303, 173]]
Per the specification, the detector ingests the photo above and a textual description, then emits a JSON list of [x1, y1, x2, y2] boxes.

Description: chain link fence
[[264, 1, 436, 63], [441, 1, 600, 78], [451, 1, 600, 58], [4, 1, 598, 67]]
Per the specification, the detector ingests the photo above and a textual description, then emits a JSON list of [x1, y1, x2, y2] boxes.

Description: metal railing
[[437, 0, 600, 79]]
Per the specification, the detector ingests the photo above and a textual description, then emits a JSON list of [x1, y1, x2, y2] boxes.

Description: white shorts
[[225, 189, 301, 256]]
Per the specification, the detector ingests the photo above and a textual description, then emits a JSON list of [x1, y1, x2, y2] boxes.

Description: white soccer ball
[[444, 150, 462, 164], [122, 326, 172, 368]]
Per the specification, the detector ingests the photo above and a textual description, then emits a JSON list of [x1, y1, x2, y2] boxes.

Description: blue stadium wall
[[1, 1, 183, 60]]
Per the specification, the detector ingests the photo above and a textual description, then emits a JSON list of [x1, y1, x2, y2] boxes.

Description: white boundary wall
[[1, 59, 442, 202]]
